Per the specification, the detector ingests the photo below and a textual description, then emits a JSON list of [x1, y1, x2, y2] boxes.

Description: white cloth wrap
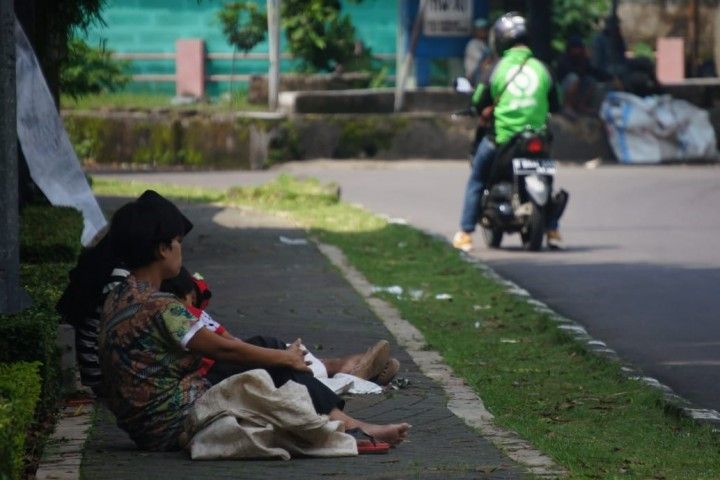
[[184, 369, 358, 460], [15, 18, 107, 245]]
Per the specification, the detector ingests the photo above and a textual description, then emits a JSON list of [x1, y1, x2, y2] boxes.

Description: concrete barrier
[[279, 87, 469, 114], [62, 108, 618, 169]]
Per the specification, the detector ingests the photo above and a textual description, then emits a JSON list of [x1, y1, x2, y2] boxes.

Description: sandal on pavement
[[349, 340, 390, 380], [346, 428, 391, 455]]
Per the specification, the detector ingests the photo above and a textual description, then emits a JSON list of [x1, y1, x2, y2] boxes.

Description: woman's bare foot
[[358, 422, 411, 445], [329, 409, 411, 446]]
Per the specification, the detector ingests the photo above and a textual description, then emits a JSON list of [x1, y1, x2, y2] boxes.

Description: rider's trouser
[[460, 136, 496, 233]]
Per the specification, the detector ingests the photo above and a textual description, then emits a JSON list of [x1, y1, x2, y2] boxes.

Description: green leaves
[[216, 0, 374, 73], [217, 2, 268, 54], [60, 37, 129, 99], [551, 0, 611, 52]]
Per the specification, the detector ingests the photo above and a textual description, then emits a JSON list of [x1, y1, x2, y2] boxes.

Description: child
[[160, 267, 227, 376]]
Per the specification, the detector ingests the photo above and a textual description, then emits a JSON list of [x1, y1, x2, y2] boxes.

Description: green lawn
[[92, 175, 720, 479]]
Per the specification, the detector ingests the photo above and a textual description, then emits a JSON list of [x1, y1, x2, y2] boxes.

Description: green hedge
[[0, 362, 41, 480], [0, 262, 73, 415], [20, 206, 83, 264], [0, 205, 82, 479]]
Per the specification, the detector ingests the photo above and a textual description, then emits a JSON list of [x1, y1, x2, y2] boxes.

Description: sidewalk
[[80, 198, 529, 479]]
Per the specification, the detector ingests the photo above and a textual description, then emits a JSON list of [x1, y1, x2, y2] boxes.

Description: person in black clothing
[[556, 35, 608, 117]]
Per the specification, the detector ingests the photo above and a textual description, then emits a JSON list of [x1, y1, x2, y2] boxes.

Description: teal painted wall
[[82, 0, 397, 96]]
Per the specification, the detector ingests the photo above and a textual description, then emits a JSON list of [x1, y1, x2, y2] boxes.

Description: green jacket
[[472, 46, 559, 145]]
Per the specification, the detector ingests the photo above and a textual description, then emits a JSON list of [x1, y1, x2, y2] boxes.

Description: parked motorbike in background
[[452, 77, 569, 251]]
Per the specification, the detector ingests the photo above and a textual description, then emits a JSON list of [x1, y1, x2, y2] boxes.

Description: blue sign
[[401, 0, 489, 86]]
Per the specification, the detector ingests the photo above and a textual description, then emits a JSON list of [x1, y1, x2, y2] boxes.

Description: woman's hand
[[284, 338, 312, 372], [188, 330, 311, 372]]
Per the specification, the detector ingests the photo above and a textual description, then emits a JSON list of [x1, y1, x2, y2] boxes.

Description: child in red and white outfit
[[160, 267, 229, 376]]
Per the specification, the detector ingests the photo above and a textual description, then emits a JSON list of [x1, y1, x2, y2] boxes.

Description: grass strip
[[60, 91, 264, 112], [93, 175, 720, 479]]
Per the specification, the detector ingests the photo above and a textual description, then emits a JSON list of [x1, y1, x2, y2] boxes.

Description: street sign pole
[[266, 0, 280, 111], [0, 0, 31, 314]]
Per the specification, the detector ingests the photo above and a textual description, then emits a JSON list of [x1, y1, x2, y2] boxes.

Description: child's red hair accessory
[[191, 272, 212, 310]]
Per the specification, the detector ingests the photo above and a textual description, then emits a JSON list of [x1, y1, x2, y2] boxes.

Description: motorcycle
[[480, 129, 568, 251], [453, 77, 568, 251]]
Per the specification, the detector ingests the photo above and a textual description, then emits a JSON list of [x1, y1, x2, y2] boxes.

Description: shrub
[[20, 206, 83, 264], [0, 205, 82, 478], [0, 362, 41, 480], [0, 262, 73, 416], [61, 37, 130, 100]]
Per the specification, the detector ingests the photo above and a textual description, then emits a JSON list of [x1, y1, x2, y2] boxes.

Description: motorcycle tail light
[[526, 137, 544, 154]]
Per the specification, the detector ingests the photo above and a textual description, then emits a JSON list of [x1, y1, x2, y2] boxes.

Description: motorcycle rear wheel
[[482, 226, 503, 248], [521, 204, 545, 251]]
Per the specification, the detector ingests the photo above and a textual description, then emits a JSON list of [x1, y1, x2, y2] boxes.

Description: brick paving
[[81, 199, 527, 479]]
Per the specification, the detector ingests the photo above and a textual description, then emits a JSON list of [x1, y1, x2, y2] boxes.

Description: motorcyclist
[[453, 12, 561, 252]]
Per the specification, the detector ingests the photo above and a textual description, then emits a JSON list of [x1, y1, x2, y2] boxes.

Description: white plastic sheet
[[15, 18, 106, 245], [600, 91, 718, 164]]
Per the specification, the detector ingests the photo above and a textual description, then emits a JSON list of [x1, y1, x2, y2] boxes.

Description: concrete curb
[[457, 252, 720, 430], [35, 402, 94, 480], [315, 241, 568, 479]]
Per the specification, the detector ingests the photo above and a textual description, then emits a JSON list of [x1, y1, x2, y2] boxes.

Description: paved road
[[96, 161, 720, 411]]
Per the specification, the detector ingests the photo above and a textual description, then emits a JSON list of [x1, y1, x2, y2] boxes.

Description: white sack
[[600, 91, 718, 164]]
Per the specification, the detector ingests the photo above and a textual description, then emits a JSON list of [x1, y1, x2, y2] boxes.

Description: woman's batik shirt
[[99, 275, 209, 451]]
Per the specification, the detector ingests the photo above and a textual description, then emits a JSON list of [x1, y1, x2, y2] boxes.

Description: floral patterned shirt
[[99, 275, 210, 451]]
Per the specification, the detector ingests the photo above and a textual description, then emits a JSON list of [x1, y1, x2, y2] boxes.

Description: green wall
[[82, 0, 397, 96]]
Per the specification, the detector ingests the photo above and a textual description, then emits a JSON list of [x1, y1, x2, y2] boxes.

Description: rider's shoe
[[546, 230, 563, 250], [452, 231, 473, 252]]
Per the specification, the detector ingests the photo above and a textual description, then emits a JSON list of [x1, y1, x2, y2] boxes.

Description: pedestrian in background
[[464, 18, 492, 86]]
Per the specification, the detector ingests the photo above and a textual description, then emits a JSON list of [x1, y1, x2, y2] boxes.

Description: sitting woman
[[99, 190, 410, 452]]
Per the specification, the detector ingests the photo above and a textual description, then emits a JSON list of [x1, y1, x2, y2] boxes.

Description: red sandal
[[347, 428, 391, 454]]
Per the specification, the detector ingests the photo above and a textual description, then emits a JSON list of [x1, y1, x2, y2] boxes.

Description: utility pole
[[394, 0, 426, 112], [688, 0, 700, 76], [266, 0, 280, 111], [526, 0, 552, 64], [0, 0, 30, 314]]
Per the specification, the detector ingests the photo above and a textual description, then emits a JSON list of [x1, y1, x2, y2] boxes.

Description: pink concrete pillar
[[656, 37, 685, 84], [176, 39, 205, 97]]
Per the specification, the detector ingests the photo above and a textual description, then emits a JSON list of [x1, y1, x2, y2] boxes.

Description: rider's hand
[[479, 105, 494, 125], [284, 338, 312, 372]]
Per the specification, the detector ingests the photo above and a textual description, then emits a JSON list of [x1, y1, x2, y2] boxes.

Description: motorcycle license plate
[[512, 158, 556, 175]]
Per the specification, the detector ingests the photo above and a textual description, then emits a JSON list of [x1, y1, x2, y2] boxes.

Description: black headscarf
[[56, 190, 193, 324]]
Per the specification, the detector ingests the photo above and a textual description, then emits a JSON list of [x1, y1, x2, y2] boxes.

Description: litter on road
[[279, 236, 309, 245]]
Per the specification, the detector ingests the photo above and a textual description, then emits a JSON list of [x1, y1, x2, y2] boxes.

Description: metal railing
[[113, 51, 395, 82]]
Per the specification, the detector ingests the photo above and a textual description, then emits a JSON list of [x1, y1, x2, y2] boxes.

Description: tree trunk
[[14, 0, 54, 206], [15, 0, 63, 108], [526, 0, 552, 64], [0, 0, 31, 313]]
